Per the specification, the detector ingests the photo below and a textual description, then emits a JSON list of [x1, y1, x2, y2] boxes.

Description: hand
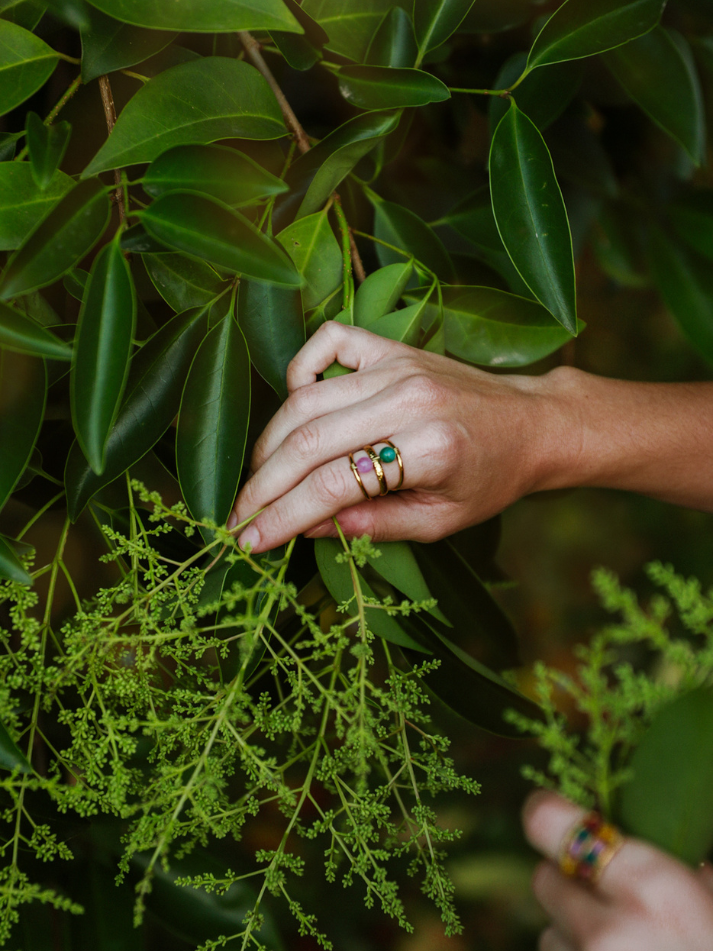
[[523, 790, 713, 951], [229, 321, 562, 552]]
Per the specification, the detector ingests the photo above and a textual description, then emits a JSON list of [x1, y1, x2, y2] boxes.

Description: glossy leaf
[[368, 298, 429, 346], [315, 537, 429, 651], [120, 222, 167, 254], [0, 534, 33, 588], [238, 280, 304, 401], [489, 101, 577, 334], [670, 190, 713, 261], [604, 28, 706, 165], [83, 58, 286, 177], [0, 0, 46, 31], [406, 285, 579, 366], [277, 210, 342, 310], [413, 0, 475, 58], [80, 6, 176, 84], [528, 0, 666, 70], [0, 130, 24, 161], [142, 192, 301, 288], [269, 0, 327, 71], [0, 705, 31, 768], [0, 301, 72, 359], [71, 239, 136, 475], [369, 193, 454, 281], [143, 144, 288, 207], [460, 0, 532, 33], [489, 53, 584, 132], [353, 261, 413, 327], [0, 178, 110, 300], [338, 65, 450, 110], [620, 688, 713, 865], [0, 20, 57, 116], [144, 253, 227, 313], [301, 0, 397, 62], [42, 0, 89, 29], [26, 111, 70, 193], [286, 110, 400, 221], [0, 164, 73, 252], [647, 224, 713, 366], [365, 6, 417, 67], [83, 0, 300, 32], [0, 349, 46, 509], [176, 309, 250, 531], [366, 540, 448, 624], [65, 303, 212, 520]]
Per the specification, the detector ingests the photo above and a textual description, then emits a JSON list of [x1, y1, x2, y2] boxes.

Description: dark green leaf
[[670, 190, 713, 261], [315, 537, 429, 651], [143, 144, 288, 207], [619, 687, 713, 865], [80, 5, 176, 84], [120, 222, 167, 254], [43, 0, 89, 29], [0, 163, 73, 251], [284, 110, 401, 221], [65, 303, 211, 520], [0, 178, 110, 300], [177, 308, 250, 532], [0, 0, 46, 31], [277, 209, 342, 310], [0, 349, 46, 509], [0, 703, 31, 768], [71, 238, 136, 475], [63, 267, 88, 301], [528, 0, 666, 70], [142, 192, 301, 288], [269, 0, 327, 71], [460, 0, 532, 34], [0, 301, 72, 359], [368, 192, 455, 281], [646, 224, 713, 366], [489, 101, 577, 333], [84, 0, 300, 32], [143, 253, 228, 313], [365, 6, 417, 67], [83, 59, 286, 177], [413, 0, 475, 58], [406, 285, 580, 366], [0, 130, 24, 160], [489, 53, 584, 132], [603, 27, 706, 165], [338, 65, 449, 110], [353, 261, 413, 327], [238, 280, 304, 401], [366, 540, 448, 624], [0, 20, 58, 116], [26, 111, 71, 191], [301, 0, 399, 62]]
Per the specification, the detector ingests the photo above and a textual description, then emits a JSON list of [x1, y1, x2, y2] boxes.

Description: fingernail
[[227, 510, 238, 531], [304, 521, 334, 539], [238, 525, 260, 551]]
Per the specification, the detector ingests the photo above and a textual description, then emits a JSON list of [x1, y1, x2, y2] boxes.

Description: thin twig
[[349, 230, 366, 283], [98, 74, 126, 225]]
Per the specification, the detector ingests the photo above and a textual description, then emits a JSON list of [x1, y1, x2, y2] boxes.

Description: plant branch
[[98, 74, 126, 226]]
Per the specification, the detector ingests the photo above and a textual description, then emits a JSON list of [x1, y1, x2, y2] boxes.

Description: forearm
[[531, 367, 713, 511]]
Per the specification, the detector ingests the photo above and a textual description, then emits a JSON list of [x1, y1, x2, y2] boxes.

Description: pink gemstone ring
[[348, 441, 404, 500]]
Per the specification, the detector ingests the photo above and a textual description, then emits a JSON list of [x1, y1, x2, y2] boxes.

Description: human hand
[[523, 790, 713, 951], [229, 321, 567, 553]]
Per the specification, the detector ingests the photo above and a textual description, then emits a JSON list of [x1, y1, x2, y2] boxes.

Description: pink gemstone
[[356, 456, 372, 474]]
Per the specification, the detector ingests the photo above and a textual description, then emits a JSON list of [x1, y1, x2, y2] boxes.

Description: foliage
[[1, 0, 713, 943]]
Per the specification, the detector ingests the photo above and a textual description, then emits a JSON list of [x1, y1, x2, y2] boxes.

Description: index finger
[[286, 321, 407, 391]]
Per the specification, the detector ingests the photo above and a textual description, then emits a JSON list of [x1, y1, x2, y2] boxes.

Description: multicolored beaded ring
[[349, 440, 404, 500], [559, 811, 623, 885]]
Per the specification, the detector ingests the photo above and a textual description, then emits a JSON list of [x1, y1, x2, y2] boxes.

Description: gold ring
[[559, 812, 623, 885], [364, 445, 388, 496], [349, 452, 373, 501], [383, 439, 404, 490]]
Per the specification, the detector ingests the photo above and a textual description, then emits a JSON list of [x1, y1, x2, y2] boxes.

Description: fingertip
[[227, 509, 238, 531]]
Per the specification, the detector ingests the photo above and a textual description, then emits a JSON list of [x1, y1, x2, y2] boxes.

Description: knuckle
[[311, 464, 350, 507], [288, 423, 322, 460], [287, 383, 317, 418], [403, 372, 443, 409]]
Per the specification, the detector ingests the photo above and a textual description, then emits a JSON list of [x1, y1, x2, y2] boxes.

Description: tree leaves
[[26, 111, 71, 191], [301, 0, 398, 62], [0, 348, 46, 510], [269, 0, 327, 71], [65, 302, 213, 520], [604, 28, 706, 165], [82, 0, 301, 33], [0, 20, 58, 116], [143, 144, 289, 207], [0, 301, 71, 359], [143, 252, 228, 313], [528, 0, 666, 70], [0, 535, 33, 588], [489, 53, 584, 132], [619, 687, 713, 865], [0, 178, 110, 301], [0, 709, 31, 769], [80, 6, 177, 84], [365, 6, 417, 67], [71, 238, 136, 475], [413, 0, 475, 60], [353, 261, 413, 327], [277, 209, 342, 311], [369, 192, 454, 281], [489, 101, 577, 334], [176, 307, 250, 532], [338, 65, 450, 110], [141, 192, 301, 288], [238, 280, 304, 401], [83, 59, 286, 177]]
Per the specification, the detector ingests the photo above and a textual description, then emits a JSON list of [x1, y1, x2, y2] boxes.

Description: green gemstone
[[379, 446, 397, 464]]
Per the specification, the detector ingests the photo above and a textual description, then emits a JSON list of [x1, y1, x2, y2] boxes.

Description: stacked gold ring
[[349, 440, 404, 501], [559, 811, 623, 884]]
